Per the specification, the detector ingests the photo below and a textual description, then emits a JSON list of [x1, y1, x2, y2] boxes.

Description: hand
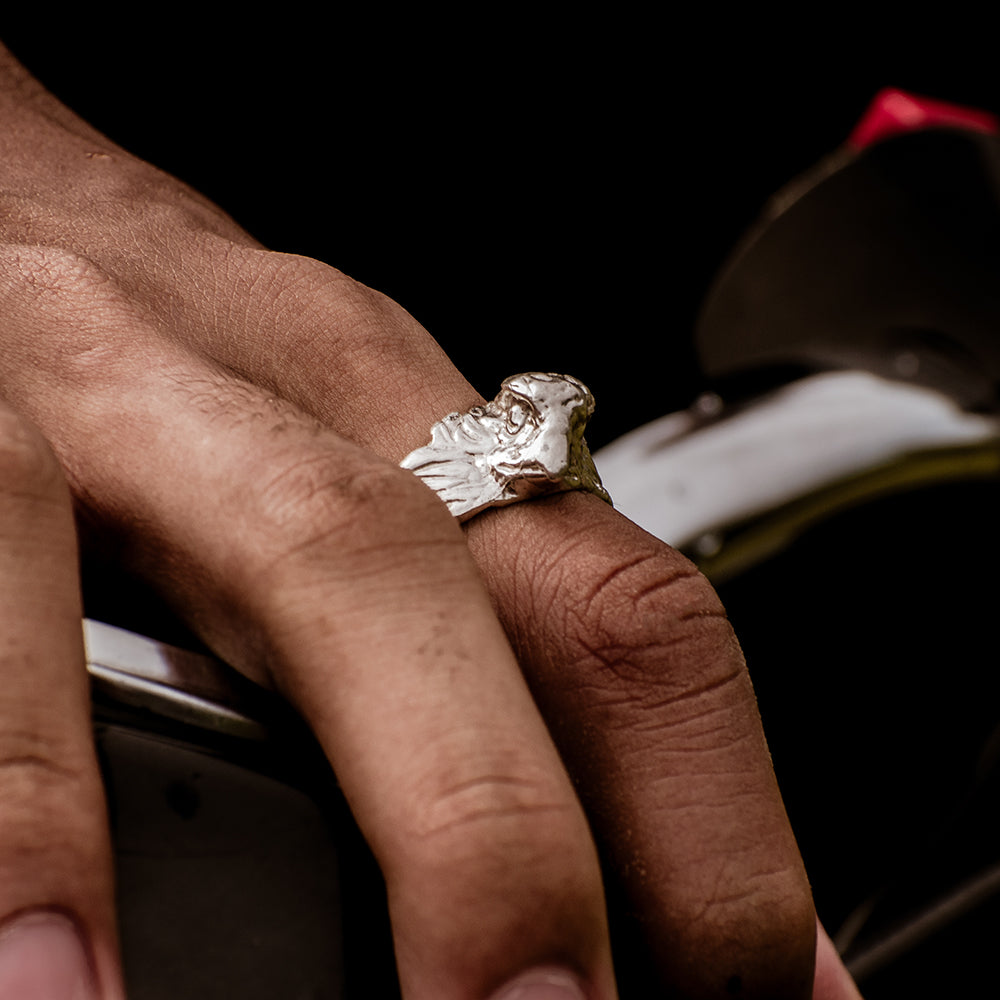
[[0, 42, 860, 998]]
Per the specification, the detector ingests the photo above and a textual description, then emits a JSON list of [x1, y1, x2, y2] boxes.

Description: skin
[[0, 42, 862, 999]]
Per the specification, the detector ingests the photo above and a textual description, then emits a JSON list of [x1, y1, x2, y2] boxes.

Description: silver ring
[[400, 373, 613, 522]]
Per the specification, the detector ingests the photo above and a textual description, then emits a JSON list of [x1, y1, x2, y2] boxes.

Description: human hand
[[0, 42, 859, 998]]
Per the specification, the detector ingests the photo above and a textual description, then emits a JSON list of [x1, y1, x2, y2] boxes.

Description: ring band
[[400, 373, 612, 522]]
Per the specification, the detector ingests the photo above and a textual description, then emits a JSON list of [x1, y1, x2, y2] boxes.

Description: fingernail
[[490, 967, 588, 1000], [0, 911, 99, 999]]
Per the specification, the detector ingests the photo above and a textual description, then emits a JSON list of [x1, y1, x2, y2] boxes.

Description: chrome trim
[[84, 618, 270, 741]]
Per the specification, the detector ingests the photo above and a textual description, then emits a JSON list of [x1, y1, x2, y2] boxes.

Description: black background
[[6, 16, 998, 448]]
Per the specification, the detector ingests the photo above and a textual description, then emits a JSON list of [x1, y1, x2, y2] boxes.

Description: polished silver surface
[[401, 372, 611, 521], [84, 618, 270, 740]]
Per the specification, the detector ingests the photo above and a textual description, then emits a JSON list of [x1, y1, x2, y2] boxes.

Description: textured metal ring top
[[400, 372, 612, 522]]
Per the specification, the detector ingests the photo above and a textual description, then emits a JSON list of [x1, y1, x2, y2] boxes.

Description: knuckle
[[0, 731, 109, 897], [0, 730, 84, 795], [394, 754, 588, 876], [411, 772, 576, 845], [0, 243, 112, 304], [0, 244, 146, 390], [255, 250, 355, 293], [565, 544, 742, 692], [531, 539, 764, 750], [380, 751, 605, 985], [243, 248, 430, 369], [249, 250, 391, 329], [0, 729, 92, 844], [245, 442, 458, 571]]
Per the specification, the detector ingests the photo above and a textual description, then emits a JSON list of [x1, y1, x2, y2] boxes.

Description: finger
[[0, 402, 123, 999], [0, 267, 616, 997], [813, 921, 864, 1000], [254, 458, 617, 1000], [466, 493, 817, 996]]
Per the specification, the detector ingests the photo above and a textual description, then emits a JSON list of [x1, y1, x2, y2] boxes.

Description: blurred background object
[[596, 86, 1000, 996]]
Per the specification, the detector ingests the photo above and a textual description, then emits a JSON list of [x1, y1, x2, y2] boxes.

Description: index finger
[[0, 403, 124, 1000]]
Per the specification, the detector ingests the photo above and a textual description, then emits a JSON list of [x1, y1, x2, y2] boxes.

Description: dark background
[[5, 15, 1000, 995], [6, 17, 998, 448]]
